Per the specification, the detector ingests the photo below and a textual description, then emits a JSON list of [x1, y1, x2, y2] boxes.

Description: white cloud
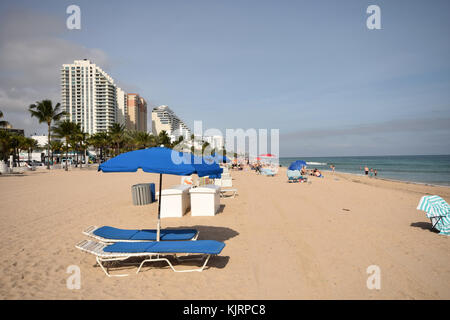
[[0, 8, 110, 135]]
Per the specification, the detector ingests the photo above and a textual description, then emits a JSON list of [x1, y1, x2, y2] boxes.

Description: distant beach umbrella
[[288, 160, 307, 171], [417, 195, 450, 236], [259, 153, 277, 158], [99, 147, 223, 241]]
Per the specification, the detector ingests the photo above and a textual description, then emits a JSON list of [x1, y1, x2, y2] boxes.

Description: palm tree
[[157, 130, 171, 148], [23, 137, 39, 163], [0, 110, 10, 128], [108, 123, 125, 156], [53, 120, 77, 171], [130, 131, 155, 149], [28, 100, 67, 169], [75, 130, 89, 168], [0, 130, 12, 161], [89, 132, 109, 163], [46, 139, 63, 164]]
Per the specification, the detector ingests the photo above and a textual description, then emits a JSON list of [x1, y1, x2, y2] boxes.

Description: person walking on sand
[[364, 166, 369, 176]]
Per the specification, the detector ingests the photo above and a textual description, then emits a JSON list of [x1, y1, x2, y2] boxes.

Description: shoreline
[[279, 166, 450, 189]]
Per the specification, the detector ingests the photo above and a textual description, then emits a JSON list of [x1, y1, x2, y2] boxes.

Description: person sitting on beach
[[300, 166, 307, 176], [314, 169, 323, 177]]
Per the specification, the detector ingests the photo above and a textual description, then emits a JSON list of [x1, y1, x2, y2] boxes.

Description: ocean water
[[279, 155, 450, 186]]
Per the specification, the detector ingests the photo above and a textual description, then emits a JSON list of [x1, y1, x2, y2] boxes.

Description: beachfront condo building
[[126, 93, 147, 132], [116, 87, 128, 129], [61, 59, 119, 134], [151, 105, 191, 139], [61, 59, 149, 134]]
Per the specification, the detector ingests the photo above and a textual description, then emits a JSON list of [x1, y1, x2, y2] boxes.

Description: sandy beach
[[0, 167, 449, 299]]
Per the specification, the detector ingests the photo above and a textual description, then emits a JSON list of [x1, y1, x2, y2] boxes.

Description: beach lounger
[[261, 168, 276, 176], [219, 188, 238, 198], [76, 239, 226, 276], [83, 226, 199, 243]]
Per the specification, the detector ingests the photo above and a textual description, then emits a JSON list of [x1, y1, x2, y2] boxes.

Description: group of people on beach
[[363, 166, 378, 177]]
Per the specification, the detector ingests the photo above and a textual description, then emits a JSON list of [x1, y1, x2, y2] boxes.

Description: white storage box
[[189, 185, 221, 216], [157, 184, 191, 218]]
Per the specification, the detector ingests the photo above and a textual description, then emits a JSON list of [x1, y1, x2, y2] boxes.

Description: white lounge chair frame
[[76, 240, 212, 277], [83, 226, 199, 244], [219, 189, 238, 198]]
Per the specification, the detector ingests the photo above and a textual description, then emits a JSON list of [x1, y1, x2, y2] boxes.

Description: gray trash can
[[131, 183, 155, 206]]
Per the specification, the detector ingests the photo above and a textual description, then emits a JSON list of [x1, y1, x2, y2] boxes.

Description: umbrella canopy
[[99, 147, 223, 240], [288, 160, 307, 171], [99, 147, 222, 177], [417, 195, 450, 236], [259, 153, 277, 158]]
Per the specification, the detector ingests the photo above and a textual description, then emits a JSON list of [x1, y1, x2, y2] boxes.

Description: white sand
[[0, 167, 449, 299]]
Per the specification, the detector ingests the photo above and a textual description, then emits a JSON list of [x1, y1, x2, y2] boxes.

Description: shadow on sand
[[177, 225, 239, 242], [410, 221, 439, 233]]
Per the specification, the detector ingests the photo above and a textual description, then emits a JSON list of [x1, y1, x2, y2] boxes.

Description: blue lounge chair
[[76, 239, 226, 276], [261, 168, 276, 176], [83, 226, 199, 243]]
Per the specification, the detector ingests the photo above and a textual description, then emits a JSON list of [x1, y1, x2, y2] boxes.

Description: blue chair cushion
[[93, 226, 197, 241], [94, 226, 139, 240], [104, 240, 225, 255], [131, 229, 198, 241]]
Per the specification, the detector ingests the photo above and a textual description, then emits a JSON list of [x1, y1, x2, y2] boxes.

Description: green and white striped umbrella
[[417, 195, 450, 236]]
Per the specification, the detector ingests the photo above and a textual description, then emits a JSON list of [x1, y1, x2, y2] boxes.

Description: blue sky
[[0, 0, 449, 156]]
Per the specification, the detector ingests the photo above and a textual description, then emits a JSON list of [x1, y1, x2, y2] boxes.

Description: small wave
[[306, 162, 327, 166]]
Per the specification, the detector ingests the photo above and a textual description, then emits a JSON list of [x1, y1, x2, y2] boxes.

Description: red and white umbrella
[[259, 153, 277, 158]]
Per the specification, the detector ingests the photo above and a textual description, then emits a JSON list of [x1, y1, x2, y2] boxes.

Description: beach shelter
[[288, 160, 307, 171], [99, 147, 223, 241], [417, 195, 450, 236]]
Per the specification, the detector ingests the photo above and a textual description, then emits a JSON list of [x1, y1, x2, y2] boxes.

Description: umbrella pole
[[157, 173, 162, 241]]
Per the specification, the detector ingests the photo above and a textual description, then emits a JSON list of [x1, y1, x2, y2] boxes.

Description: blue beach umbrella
[[99, 147, 223, 240], [288, 160, 307, 171]]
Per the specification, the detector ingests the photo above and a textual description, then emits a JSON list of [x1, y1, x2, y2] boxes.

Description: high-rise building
[[126, 93, 147, 132], [116, 87, 128, 128], [61, 59, 119, 134], [139, 97, 147, 132], [151, 105, 191, 139]]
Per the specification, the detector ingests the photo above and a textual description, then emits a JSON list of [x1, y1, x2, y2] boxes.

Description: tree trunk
[[80, 148, 83, 169], [47, 123, 51, 169], [65, 145, 68, 171]]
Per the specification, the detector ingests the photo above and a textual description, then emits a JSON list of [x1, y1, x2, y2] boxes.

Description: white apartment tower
[[116, 87, 128, 128], [61, 59, 124, 134], [151, 105, 191, 138]]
